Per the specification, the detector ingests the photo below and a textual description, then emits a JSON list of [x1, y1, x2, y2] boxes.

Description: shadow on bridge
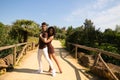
[[12, 68, 38, 74], [55, 48, 97, 80], [5, 48, 96, 80], [12, 68, 52, 76]]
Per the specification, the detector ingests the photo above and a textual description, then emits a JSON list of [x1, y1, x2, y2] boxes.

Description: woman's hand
[[40, 34, 42, 38], [40, 33, 45, 42]]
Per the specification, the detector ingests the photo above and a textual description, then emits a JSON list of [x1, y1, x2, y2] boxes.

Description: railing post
[[98, 53, 119, 80], [93, 52, 100, 67], [24, 46, 27, 55], [67, 42, 70, 51], [13, 45, 16, 65], [32, 42, 34, 50], [75, 46, 78, 59]]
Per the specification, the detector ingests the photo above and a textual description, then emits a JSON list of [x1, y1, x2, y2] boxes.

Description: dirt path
[[0, 40, 90, 80]]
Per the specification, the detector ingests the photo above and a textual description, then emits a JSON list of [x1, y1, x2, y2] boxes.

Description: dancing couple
[[37, 22, 62, 76]]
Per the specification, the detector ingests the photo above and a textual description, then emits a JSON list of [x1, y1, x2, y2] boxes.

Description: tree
[[0, 22, 16, 47], [65, 19, 120, 65], [54, 26, 62, 33], [10, 19, 40, 43], [54, 26, 66, 39], [83, 19, 96, 47], [0, 22, 4, 27], [0, 22, 5, 46], [103, 28, 116, 44], [95, 28, 104, 46], [115, 25, 120, 33], [66, 26, 74, 36]]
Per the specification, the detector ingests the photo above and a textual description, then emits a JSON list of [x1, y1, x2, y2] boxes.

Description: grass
[[59, 39, 66, 48], [27, 36, 39, 44]]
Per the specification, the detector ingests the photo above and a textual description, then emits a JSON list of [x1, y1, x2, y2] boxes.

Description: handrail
[[0, 42, 36, 66], [67, 42, 120, 60], [67, 42, 119, 80], [0, 42, 28, 51]]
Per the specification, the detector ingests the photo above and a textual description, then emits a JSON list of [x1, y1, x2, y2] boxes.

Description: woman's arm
[[40, 34, 54, 43], [44, 36, 54, 43]]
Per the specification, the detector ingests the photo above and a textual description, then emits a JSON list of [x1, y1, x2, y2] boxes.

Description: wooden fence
[[67, 42, 120, 80], [0, 42, 36, 67]]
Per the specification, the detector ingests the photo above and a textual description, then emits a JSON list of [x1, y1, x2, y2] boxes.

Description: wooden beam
[[93, 52, 100, 66], [68, 42, 120, 60], [0, 43, 27, 51], [98, 54, 119, 80], [75, 46, 78, 59], [16, 45, 28, 64], [13, 46, 16, 65]]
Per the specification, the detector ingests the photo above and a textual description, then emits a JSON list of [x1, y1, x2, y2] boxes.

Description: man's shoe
[[36, 70, 43, 74], [51, 69, 56, 77]]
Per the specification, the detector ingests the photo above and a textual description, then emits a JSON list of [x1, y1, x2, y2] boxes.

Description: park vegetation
[[65, 19, 120, 65], [0, 19, 120, 65], [0, 20, 40, 57]]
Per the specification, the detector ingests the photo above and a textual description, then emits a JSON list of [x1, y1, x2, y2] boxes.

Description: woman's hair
[[47, 26, 56, 37]]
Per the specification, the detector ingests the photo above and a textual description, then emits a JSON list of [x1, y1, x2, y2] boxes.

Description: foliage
[[1, 18, 120, 65], [27, 37, 39, 44], [115, 25, 120, 33], [0, 22, 17, 57], [10, 19, 40, 43], [60, 39, 66, 47], [65, 19, 120, 65], [54, 26, 66, 39], [0, 20, 40, 58], [55, 33, 66, 40], [66, 19, 98, 47], [0, 23, 17, 47]]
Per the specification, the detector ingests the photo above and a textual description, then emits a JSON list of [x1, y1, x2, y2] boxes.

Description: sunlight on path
[[0, 40, 89, 80]]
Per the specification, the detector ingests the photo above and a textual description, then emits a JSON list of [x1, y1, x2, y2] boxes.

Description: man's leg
[[37, 49, 43, 73], [43, 47, 53, 69], [43, 47, 56, 76]]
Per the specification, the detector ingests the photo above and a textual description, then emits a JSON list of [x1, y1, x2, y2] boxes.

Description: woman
[[40, 26, 62, 73]]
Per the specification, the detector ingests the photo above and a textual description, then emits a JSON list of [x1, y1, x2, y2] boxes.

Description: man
[[37, 22, 56, 76]]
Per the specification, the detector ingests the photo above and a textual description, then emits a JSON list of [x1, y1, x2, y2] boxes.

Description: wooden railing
[[0, 42, 36, 66], [67, 42, 120, 80]]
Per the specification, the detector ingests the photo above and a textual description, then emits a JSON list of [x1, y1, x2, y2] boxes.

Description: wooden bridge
[[0, 40, 120, 80]]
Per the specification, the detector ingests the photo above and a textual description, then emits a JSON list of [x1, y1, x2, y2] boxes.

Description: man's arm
[[35, 34, 40, 47]]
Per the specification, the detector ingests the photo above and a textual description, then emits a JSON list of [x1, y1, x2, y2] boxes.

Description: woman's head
[[47, 26, 56, 36]]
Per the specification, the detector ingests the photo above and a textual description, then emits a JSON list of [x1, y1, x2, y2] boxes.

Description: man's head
[[41, 22, 48, 31]]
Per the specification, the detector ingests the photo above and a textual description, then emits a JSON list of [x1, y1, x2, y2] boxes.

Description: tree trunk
[[23, 31, 28, 42]]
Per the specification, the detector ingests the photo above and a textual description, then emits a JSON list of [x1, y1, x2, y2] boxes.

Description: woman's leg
[[51, 53, 62, 73], [48, 54, 52, 72]]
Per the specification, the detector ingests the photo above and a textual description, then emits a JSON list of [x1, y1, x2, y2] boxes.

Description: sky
[[0, 0, 120, 31]]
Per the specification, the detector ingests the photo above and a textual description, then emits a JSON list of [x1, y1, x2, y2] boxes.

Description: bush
[[55, 33, 66, 40], [65, 19, 120, 65]]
